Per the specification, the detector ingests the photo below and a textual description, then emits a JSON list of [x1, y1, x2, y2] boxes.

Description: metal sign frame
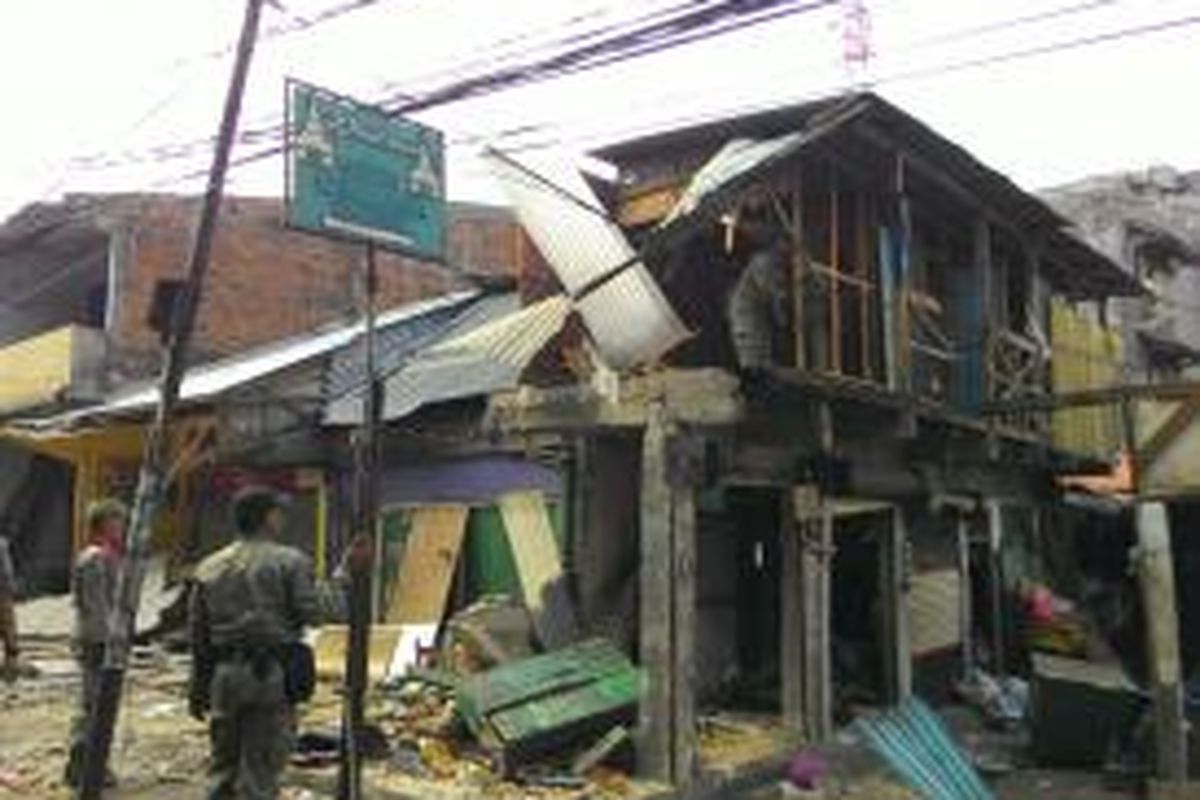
[[284, 78, 447, 261]]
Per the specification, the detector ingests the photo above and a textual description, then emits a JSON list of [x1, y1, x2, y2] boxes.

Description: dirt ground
[[0, 639, 1147, 800]]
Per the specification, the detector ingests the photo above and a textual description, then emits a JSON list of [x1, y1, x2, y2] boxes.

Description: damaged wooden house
[[467, 91, 1146, 790]]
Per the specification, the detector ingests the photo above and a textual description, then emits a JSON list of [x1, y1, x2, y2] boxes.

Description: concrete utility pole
[[77, 0, 267, 796]]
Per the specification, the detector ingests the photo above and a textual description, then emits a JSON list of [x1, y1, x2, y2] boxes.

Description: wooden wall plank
[[385, 505, 468, 625], [499, 491, 579, 649]]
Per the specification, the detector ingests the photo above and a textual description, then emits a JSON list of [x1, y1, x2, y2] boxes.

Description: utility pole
[[337, 243, 380, 800], [77, 0, 267, 796]]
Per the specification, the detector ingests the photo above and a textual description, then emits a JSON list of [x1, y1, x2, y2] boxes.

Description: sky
[[0, 0, 1197, 219]]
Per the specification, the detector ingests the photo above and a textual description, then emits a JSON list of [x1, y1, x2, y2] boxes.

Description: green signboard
[[285, 80, 446, 259]]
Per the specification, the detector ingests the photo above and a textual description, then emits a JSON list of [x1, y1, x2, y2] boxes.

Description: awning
[[325, 295, 572, 425]]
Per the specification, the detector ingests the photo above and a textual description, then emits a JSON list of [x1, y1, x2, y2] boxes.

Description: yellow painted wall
[[0, 326, 76, 412], [1050, 301, 1124, 459]]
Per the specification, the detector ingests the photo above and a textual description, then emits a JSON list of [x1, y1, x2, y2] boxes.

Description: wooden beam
[[982, 380, 1200, 413], [1137, 502, 1188, 783], [486, 369, 743, 433], [1139, 392, 1200, 473]]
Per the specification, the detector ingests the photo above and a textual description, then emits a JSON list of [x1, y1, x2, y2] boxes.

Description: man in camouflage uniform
[[66, 498, 128, 787], [189, 487, 317, 800]]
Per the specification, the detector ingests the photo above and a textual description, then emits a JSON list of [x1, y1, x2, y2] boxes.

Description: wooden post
[[1137, 502, 1188, 783], [895, 154, 914, 394], [957, 513, 974, 680], [791, 178, 807, 370], [639, 407, 673, 783], [671, 478, 697, 785], [812, 501, 835, 739], [637, 405, 697, 790], [985, 500, 1006, 677], [830, 171, 842, 375], [883, 506, 912, 702], [782, 486, 813, 733]]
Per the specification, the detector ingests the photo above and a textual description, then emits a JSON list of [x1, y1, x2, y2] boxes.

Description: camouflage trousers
[[65, 643, 106, 786], [207, 657, 294, 800]]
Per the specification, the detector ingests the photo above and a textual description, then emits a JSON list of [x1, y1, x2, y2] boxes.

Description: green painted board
[[458, 639, 641, 747], [285, 80, 445, 259]]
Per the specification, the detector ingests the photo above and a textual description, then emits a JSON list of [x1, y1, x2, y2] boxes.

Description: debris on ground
[[456, 638, 641, 765]]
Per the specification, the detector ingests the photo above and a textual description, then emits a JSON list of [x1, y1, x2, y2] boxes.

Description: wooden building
[[483, 92, 1145, 791]]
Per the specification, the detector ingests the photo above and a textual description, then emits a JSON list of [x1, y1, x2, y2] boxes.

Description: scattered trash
[[786, 750, 830, 790], [571, 725, 632, 776], [957, 669, 1028, 725]]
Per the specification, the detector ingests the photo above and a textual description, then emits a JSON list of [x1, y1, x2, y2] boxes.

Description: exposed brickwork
[[98, 195, 543, 379]]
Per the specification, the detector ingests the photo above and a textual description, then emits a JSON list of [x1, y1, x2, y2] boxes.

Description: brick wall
[[105, 195, 541, 379]]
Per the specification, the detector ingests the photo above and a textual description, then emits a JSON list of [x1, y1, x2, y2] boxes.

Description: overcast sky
[[0, 0, 1196, 218]]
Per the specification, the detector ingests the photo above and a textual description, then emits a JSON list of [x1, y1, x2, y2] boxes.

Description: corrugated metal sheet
[[6, 291, 482, 434], [482, 150, 688, 370], [324, 292, 518, 400], [325, 295, 572, 425], [855, 698, 995, 800], [323, 292, 504, 398]]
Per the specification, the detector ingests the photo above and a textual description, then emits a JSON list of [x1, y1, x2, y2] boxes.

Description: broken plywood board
[[313, 624, 403, 684], [498, 491, 578, 648], [386, 505, 468, 625]]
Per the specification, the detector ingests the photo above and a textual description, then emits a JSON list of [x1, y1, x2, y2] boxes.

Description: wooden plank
[[499, 491, 578, 649], [1137, 502, 1188, 782], [639, 405, 674, 782], [313, 624, 403, 684], [386, 505, 468, 625], [1139, 393, 1200, 473]]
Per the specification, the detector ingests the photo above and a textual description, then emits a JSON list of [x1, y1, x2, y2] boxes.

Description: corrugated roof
[[596, 91, 1143, 300], [324, 295, 573, 425], [482, 149, 689, 370], [323, 292, 515, 399], [5, 290, 483, 434]]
